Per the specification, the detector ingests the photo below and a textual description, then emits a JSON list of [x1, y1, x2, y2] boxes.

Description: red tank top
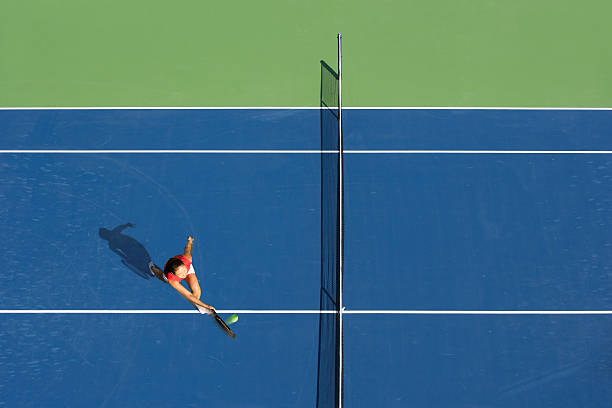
[[165, 255, 191, 282]]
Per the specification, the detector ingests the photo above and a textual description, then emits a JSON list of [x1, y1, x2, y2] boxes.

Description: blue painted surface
[[345, 109, 612, 150], [2, 109, 612, 407], [0, 154, 320, 310], [0, 314, 319, 408], [344, 314, 612, 408], [345, 154, 612, 310], [0, 109, 320, 150]]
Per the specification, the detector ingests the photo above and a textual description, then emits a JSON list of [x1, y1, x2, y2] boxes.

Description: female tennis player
[[151, 236, 215, 313]]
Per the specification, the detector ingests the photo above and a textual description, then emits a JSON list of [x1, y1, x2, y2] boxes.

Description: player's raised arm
[[183, 236, 194, 261]]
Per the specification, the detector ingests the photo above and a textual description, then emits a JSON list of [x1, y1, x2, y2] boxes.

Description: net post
[[337, 32, 344, 408]]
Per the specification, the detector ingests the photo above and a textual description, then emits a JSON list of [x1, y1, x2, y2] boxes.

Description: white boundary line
[[347, 107, 612, 111], [1, 107, 612, 111], [344, 310, 612, 315], [0, 310, 335, 314], [0, 150, 339, 154], [0, 107, 320, 110], [0, 310, 336, 314], [2, 150, 612, 154], [346, 150, 612, 154], [1, 309, 611, 315]]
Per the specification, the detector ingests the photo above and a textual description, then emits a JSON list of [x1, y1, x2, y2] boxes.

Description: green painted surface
[[1, 0, 610, 107]]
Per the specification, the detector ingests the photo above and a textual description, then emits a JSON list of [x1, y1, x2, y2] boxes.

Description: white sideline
[[2, 150, 612, 154], [1, 309, 611, 315]]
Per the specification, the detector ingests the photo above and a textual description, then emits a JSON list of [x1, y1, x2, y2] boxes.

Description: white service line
[[0, 107, 322, 110], [345, 107, 612, 111], [0, 107, 612, 111], [0, 150, 339, 154], [0, 309, 337, 314], [1, 309, 611, 315], [345, 150, 612, 154], [2, 150, 612, 154], [344, 310, 612, 315]]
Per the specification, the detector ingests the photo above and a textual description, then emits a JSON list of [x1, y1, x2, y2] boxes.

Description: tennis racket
[[211, 310, 236, 338], [189, 299, 236, 338]]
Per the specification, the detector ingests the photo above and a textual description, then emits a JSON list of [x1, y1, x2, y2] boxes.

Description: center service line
[[2, 149, 612, 155], [0, 150, 339, 154], [1, 310, 611, 315], [344, 310, 612, 315], [0, 310, 337, 314]]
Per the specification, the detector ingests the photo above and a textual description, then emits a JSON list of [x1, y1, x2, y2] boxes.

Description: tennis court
[[3, 2, 612, 406], [3, 103, 612, 406]]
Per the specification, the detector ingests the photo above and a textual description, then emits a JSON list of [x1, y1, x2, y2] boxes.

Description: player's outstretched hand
[[187, 235, 195, 242]]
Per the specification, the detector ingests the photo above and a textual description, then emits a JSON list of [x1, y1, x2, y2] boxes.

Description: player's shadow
[[98, 223, 156, 280]]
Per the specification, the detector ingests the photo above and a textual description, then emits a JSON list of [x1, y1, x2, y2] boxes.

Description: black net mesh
[[316, 60, 340, 408]]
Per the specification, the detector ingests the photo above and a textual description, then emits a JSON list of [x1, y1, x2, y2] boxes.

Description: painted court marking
[[2, 150, 612, 154], [1, 310, 611, 315], [1, 107, 612, 110], [2, 108, 610, 317], [0, 150, 339, 154]]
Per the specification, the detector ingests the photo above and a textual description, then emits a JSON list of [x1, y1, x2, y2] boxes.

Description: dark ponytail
[[164, 257, 184, 275]]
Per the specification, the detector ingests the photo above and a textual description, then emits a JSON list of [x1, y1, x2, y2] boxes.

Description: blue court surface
[[2, 108, 612, 407]]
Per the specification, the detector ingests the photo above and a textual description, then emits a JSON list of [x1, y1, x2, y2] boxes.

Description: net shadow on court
[[317, 59, 340, 408]]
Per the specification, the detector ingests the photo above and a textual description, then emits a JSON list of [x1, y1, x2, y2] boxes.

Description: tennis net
[[317, 33, 343, 408]]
